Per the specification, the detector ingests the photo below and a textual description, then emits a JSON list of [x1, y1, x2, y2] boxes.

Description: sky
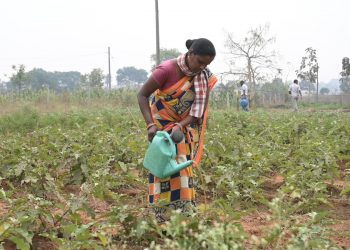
[[1, 0, 349, 85]]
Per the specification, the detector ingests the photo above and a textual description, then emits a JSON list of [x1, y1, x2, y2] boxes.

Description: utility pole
[[316, 63, 319, 103], [155, 0, 160, 66], [108, 46, 111, 90]]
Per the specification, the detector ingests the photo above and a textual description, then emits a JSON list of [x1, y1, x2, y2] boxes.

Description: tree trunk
[[247, 58, 254, 109], [226, 92, 230, 108], [316, 70, 319, 103], [247, 59, 252, 83]]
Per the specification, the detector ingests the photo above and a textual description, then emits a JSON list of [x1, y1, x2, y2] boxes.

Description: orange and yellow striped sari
[[148, 71, 217, 219]]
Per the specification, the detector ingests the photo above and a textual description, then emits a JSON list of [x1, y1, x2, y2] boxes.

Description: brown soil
[[329, 220, 350, 249], [326, 179, 350, 195], [241, 211, 274, 237], [328, 198, 350, 249], [0, 200, 9, 217], [263, 172, 285, 190], [3, 235, 57, 250]]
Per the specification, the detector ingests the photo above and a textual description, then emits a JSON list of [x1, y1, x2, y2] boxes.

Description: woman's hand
[[170, 124, 185, 143], [148, 125, 159, 142], [170, 123, 181, 134]]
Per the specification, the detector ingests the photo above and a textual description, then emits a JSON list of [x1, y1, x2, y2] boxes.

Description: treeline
[[0, 48, 182, 94], [0, 65, 152, 94], [2, 66, 95, 93]]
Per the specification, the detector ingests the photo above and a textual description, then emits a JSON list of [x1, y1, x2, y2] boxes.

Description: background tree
[[259, 77, 288, 104], [211, 80, 238, 109], [0, 78, 5, 93], [2, 68, 82, 92], [79, 68, 104, 89], [116, 66, 148, 87], [10, 64, 28, 94], [296, 47, 319, 101], [52, 71, 81, 91], [26, 68, 81, 91], [320, 87, 330, 95], [89, 68, 105, 89], [299, 79, 316, 92], [26, 68, 51, 91], [80, 74, 89, 89], [224, 24, 277, 91], [150, 48, 181, 70], [260, 77, 287, 94], [340, 57, 350, 93]]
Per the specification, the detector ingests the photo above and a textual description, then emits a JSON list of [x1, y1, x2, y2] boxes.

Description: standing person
[[240, 80, 249, 111], [138, 38, 217, 223], [289, 79, 302, 112]]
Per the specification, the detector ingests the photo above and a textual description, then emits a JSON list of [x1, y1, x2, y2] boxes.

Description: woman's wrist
[[147, 122, 156, 130], [174, 122, 183, 130]]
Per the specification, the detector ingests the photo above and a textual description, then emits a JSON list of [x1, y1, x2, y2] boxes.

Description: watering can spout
[[165, 160, 193, 177]]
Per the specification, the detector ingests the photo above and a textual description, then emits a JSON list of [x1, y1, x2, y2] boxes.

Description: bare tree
[[224, 24, 277, 90]]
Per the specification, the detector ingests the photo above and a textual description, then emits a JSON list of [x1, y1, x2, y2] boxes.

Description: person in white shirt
[[289, 79, 302, 112], [240, 80, 249, 111]]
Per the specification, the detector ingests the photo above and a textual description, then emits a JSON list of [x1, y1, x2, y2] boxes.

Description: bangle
[[174, 122, 183, 130], [147, 123, 156, 130]]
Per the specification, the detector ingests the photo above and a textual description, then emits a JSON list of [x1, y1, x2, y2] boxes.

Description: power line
[[0, 52, 106, 61]]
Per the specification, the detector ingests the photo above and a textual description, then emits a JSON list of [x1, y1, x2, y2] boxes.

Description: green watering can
[[143, 131, 193, 179]]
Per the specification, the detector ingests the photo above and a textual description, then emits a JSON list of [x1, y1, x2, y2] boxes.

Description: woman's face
[[187, 52, 215, 73]]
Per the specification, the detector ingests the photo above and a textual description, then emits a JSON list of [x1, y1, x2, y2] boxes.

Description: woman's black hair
[[185, 38, 216, 57]]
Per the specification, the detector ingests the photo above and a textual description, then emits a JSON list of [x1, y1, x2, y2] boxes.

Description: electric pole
[[155, 0, 160, 66], [108, 46, 111, 90], [316, 63, 319, 103]]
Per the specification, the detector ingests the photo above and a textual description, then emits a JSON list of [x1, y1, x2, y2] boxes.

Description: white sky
[[0, 0, 349, 84]]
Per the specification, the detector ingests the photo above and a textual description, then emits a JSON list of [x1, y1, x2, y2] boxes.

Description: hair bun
[[185, 39, 194, 49], [185, 38, 216, 57]]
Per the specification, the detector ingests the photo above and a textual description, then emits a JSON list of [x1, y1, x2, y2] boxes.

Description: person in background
[[240, 80, 249, 111], [137, 38, 217, 223], [289, 79, 302, 112]]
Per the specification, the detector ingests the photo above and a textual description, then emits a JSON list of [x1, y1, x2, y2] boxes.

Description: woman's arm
[[171, 115, 198, 136], [137, 77, 160, 142], [177, 115, 198, 128]]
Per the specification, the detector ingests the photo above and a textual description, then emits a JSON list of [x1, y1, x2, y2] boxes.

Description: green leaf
[[340, 186, 350, 196], [0, 223, 10, 236], [97, 232, 108, 246], [204, 175, 212, 184], [9, 236, 30, 250], [290, 190, 301, 199], [0, 188, 7, 200], [118, 161, 127, 172]]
